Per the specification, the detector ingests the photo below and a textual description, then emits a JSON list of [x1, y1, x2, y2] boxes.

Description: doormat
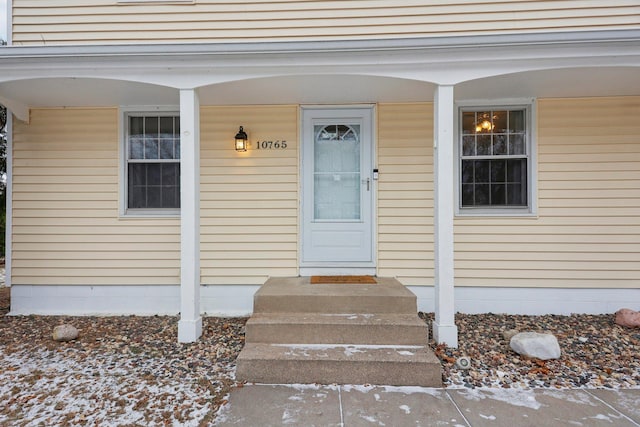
[[310, 275, 377, 284]]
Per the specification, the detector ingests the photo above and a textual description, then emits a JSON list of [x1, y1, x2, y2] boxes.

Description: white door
[[301, 107, 374, 267]]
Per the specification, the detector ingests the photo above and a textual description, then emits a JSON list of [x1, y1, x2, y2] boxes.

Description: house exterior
[[1, 1, 639, 346]]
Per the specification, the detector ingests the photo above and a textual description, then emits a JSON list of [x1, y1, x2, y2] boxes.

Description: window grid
[[460, 108, 529, 209], [126, 114, 181, 211]]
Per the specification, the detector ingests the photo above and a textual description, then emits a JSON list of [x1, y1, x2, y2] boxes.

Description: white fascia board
[[0, 29, 638, 59]]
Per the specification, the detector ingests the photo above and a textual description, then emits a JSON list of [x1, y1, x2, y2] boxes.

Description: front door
[[301, 107, 374, 269]]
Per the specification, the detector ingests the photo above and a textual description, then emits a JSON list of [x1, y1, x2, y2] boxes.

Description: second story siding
[[10, 0, 640, 46]]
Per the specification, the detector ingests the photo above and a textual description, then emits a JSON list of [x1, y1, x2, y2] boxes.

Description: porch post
[[433, 85, 458, 348], [178, 88, 202, 343], [4, 108, 12, 288]]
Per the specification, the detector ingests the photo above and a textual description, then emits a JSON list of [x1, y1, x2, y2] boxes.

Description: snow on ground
[[0, 290, 246, 427], [0, 348, 221, 426]]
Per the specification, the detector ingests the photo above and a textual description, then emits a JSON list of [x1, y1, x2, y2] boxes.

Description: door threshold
[[299, 267, 377, 276]]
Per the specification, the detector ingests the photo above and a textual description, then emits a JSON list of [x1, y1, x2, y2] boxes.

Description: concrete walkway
[[214, 384, 640, 426]]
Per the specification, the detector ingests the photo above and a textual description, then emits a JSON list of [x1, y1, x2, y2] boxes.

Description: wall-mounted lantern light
[[235, 126, 248, 152]]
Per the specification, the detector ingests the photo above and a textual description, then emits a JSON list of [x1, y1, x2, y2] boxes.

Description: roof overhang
[[1, 30, 639, 121]]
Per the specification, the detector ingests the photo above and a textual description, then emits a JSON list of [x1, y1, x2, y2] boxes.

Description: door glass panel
[[314, 124, 361, 220]]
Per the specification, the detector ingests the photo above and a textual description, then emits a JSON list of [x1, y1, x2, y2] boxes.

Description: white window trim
[[454, 99, 538, 217], [119, 106, 181, 218]]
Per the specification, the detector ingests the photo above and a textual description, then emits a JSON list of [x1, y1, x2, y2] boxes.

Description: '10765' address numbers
[[255, 140, 287, 149]]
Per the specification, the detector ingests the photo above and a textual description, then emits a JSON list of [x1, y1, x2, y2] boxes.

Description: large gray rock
[[53, 324, 79, 342], [510, 332, 561, 360]]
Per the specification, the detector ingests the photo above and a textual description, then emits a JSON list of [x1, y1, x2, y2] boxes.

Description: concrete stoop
[[235, 277, 442, 387], [237, 343, 441, 386], [245, 313, 428, 345]]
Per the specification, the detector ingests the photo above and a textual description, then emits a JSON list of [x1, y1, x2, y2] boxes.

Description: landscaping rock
[[510, 332, 561, 360], [615, 308, 640, 328], [53, 324, 79, 342], [456, 356, 472, 370]]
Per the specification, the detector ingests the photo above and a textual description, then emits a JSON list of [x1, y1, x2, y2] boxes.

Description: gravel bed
[[421, 312, 640, 390], [1, 286, 639, 425], [0, 287, 247, 426]]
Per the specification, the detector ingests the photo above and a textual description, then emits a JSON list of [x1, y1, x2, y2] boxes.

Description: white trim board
[[1, 30, 638, 59], [9, 284, 638, 317], [410, 286, 640, 315], [9, 285, 258, 317]]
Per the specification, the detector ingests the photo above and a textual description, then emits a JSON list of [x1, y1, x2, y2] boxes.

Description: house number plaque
[[254, 140, 288, 150]]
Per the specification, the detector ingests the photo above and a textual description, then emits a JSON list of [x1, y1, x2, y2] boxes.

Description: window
[[314, 124, 361, 221], [125, 113, 180, 213], [459, 106, 532, 213]]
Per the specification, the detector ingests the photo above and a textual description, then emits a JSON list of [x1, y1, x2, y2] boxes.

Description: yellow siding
[[455, 96, 640, 289], [377, 103, 434, 285], [199, 106, 299, 285], [11, 0, 640, 45], [12, 99, 640, 290], [11, 108, 181, 286]]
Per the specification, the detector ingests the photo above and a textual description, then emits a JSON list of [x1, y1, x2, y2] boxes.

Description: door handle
[[362, 178, 370, 191]]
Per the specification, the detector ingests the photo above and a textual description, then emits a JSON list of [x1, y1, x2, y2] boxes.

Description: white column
[[4, 109, 12, 288], [178, 89, 202, 343], [433, 85, 458, 348], [5, 0, 12, 46]]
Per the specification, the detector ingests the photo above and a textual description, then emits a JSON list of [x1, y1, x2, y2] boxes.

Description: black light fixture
[[235, 126, 248, 152]]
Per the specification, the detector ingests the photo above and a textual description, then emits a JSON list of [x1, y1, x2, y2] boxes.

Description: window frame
[[454, 100, 537, 217], [120, 107, 181, 218]]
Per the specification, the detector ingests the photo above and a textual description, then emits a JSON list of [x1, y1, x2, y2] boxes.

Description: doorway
[[300, 107, 375, 272]]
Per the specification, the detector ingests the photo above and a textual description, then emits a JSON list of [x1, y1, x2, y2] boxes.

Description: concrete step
[[245, 313, 428, 345], [236, 343, 442, 387], [253, 277, 417, 314]]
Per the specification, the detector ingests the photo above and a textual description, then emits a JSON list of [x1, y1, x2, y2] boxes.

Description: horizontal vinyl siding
[[455, 96, 640, 289], [11, 0, 640, 45], [377, 103, 434, 286], [199, 106, 298, 285], [11, 108, 180, 286]]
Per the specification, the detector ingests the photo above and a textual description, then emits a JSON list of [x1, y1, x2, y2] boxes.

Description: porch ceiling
[[0, 75, 437, 109], [1, 66, 638, 113], [197, 75, 437, 105], [0, 78, 179, 108], [456, 67, 640, 100]]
